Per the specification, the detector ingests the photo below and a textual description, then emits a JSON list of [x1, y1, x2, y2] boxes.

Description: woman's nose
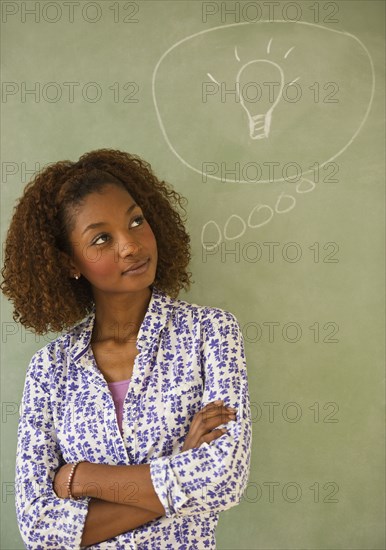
[[117, 237, 141, 258]]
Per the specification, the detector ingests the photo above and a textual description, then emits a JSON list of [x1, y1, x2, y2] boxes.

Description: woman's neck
[[91, 286, 152, 345]]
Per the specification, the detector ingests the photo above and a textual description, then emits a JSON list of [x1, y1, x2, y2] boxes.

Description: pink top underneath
[[107, 378, 131, 434]]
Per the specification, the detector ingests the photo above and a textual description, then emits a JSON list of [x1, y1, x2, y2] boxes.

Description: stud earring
[[74, 274, 80, 280]]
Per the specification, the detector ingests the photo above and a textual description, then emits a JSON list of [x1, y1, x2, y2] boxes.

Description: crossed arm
[[79, 498, 162, 547], [54, 399, 235, 547], [55, 463, 165, 547]]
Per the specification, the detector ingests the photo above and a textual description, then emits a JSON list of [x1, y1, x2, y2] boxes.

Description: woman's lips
[[122, 258, 150, 276]]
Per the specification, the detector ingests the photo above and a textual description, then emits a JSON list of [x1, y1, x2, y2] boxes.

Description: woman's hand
[[53, 462, 74, 499], [181, 400, 237, 453]]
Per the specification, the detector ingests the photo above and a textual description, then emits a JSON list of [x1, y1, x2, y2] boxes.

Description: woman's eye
[[131, 215, 145, 228], [92, 216, 145, 245], [93, 234, 109, 246]]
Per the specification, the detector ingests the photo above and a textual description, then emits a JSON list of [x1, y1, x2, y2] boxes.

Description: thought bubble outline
[[152, 20, 375, 184]]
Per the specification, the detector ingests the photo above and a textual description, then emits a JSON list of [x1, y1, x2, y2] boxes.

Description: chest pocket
[[163, 375, 204, 446]]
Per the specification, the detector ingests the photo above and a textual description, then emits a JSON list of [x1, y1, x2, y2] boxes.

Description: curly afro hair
[[1, 148, 193, 335]]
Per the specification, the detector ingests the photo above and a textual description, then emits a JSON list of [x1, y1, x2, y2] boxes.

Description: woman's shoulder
[[27, 311, 94, 373], [170, 291, 240, 328]]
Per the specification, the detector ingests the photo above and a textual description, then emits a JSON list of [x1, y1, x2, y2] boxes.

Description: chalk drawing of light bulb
[[236, 59, 284, 140], [206, 39, 299, 142]]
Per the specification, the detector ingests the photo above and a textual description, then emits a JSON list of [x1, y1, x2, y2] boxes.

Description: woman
[[1, 149, 252, 549]]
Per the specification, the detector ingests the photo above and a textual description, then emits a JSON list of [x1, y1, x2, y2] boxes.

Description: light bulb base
[[249, 112, 272, 140]]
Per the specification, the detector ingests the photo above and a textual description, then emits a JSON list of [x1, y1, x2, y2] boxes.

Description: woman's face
[[65, 183, 158, 297]]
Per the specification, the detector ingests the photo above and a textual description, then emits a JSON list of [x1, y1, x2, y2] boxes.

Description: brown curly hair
[[1, 148, 193, 335]]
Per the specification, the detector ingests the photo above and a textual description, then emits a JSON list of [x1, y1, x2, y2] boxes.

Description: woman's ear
[[58, 250, 79, 278]]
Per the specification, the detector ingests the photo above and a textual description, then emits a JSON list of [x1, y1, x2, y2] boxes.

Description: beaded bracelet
[[67, 461, 83, 500]]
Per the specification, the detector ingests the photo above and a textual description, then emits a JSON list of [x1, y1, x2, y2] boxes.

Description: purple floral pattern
[[15, 286, 252, 549]]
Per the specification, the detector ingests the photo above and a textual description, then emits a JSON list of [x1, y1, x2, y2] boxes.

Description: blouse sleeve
[[149, 309, 252, 517], [15, 347, 91, 549]]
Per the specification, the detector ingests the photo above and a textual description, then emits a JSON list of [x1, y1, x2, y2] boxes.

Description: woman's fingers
[[191, 405, 236, 436], [202, 409, 235, 425], [198, 428, 228, 446], [181, 401, 235, 452], [201, 403, 236, 422], [202, 400, 236, 414], [203, 401, 236, 414]]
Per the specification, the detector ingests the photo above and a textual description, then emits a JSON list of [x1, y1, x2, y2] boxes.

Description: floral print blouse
[[15, 286, 252, 549]]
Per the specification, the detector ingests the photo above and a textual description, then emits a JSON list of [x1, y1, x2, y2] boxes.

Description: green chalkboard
[[1, 1, 384, 548]]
